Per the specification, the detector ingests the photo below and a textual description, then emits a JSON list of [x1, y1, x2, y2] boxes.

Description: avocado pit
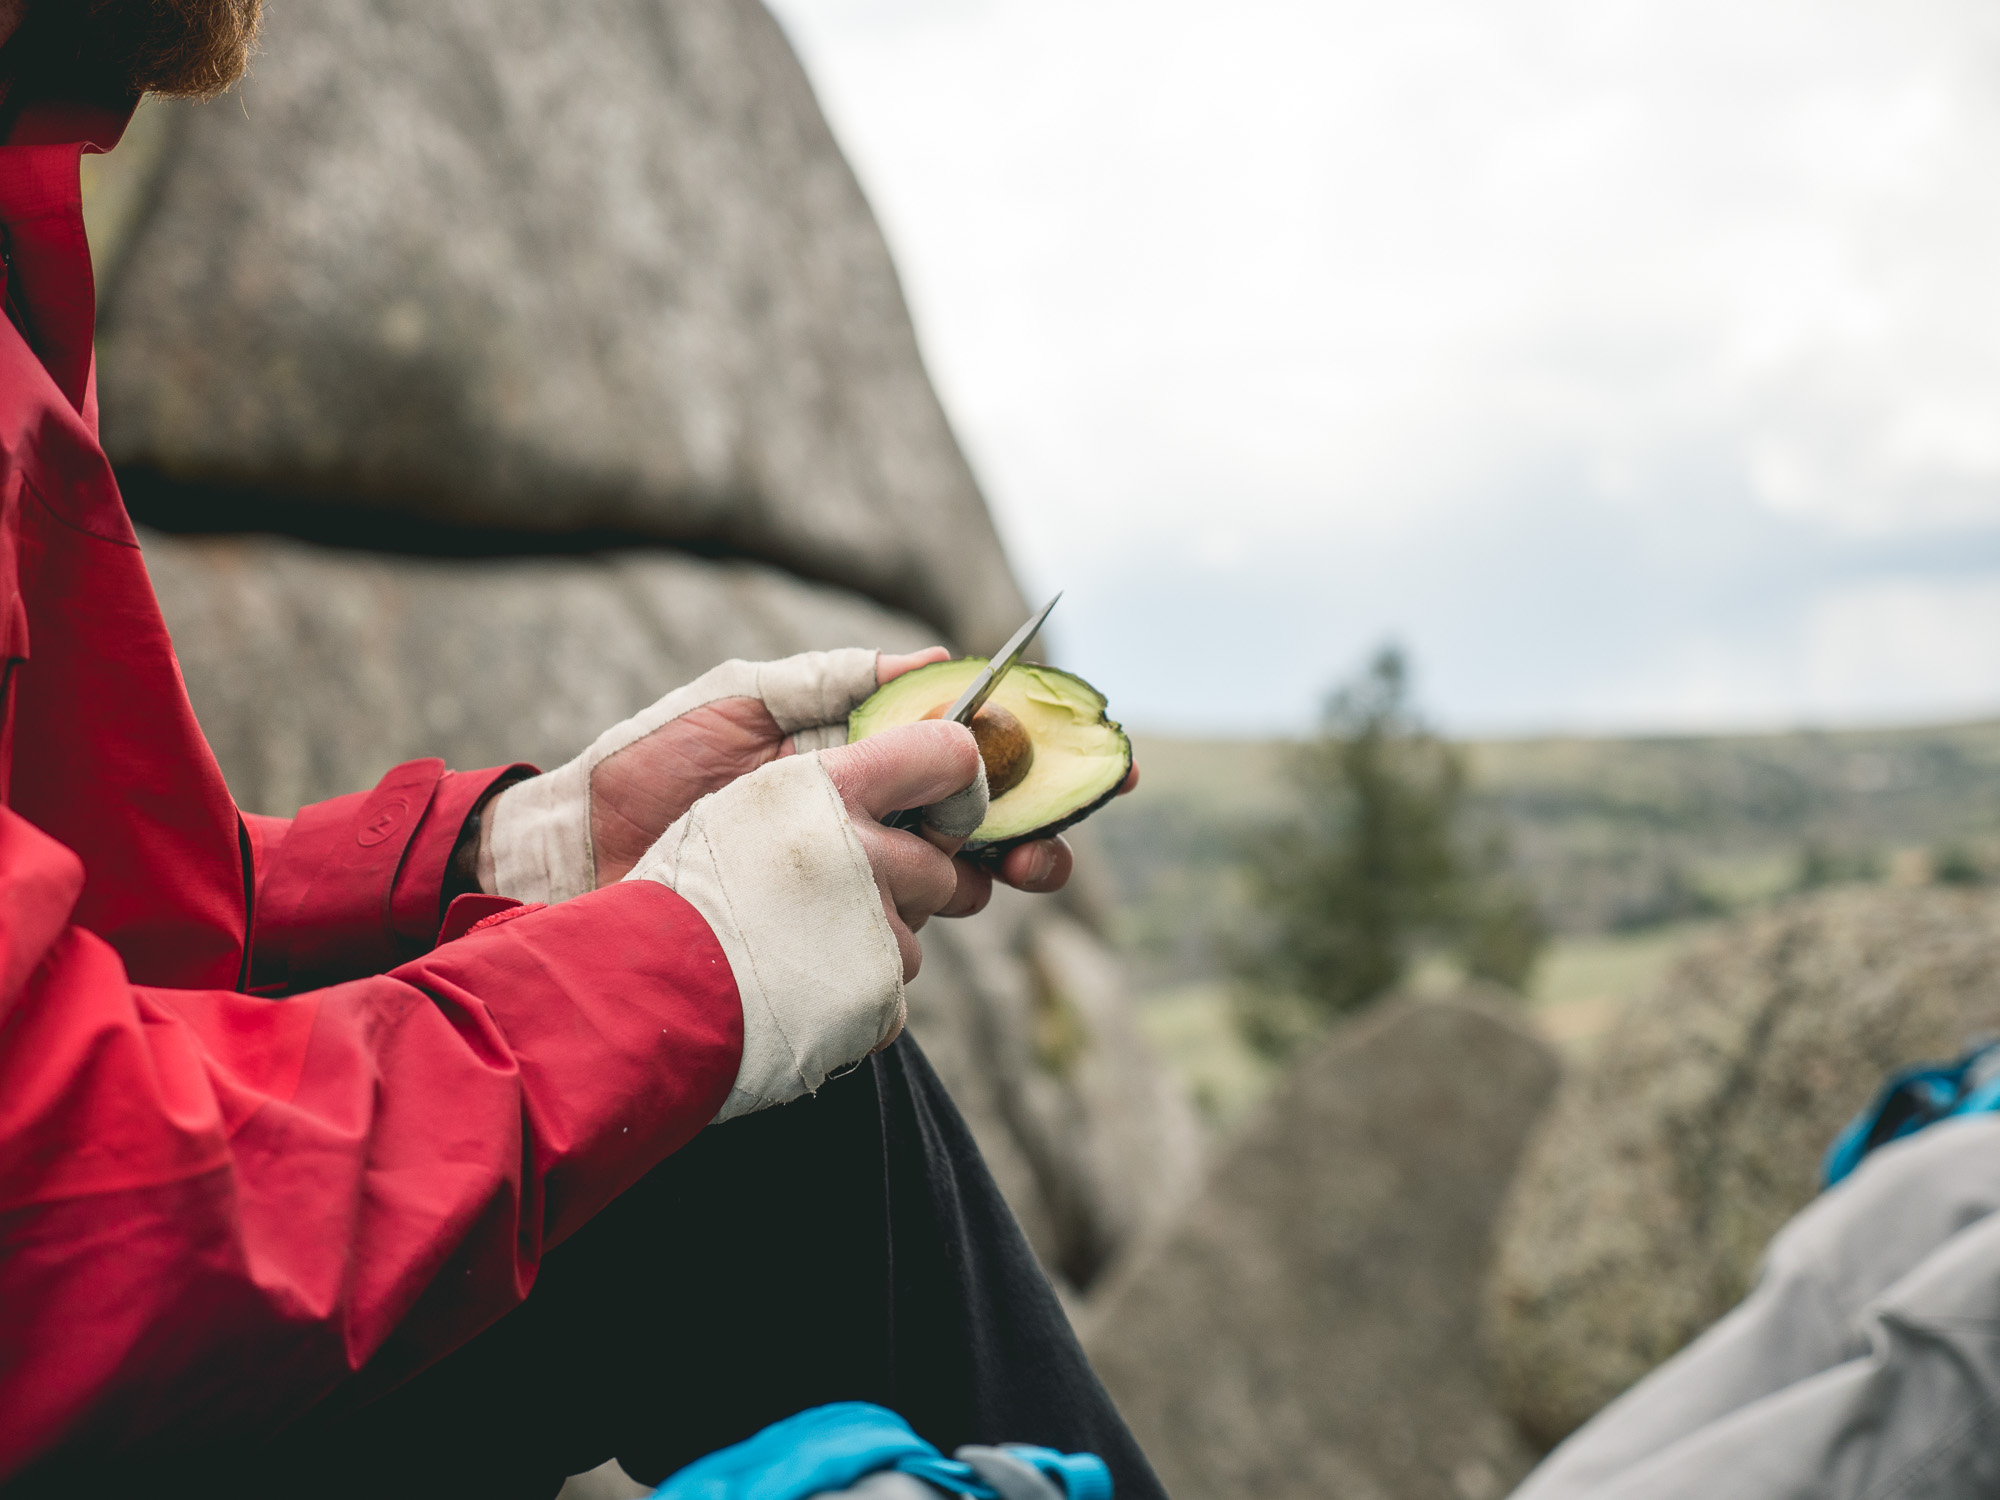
[[922, 700, 1035, 797]]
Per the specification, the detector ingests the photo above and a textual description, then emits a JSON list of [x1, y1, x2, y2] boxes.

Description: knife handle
[[883, 805, 1002, 867]]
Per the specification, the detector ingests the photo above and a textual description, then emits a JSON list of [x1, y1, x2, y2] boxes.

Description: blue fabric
[[650, 1403, 1115, 1500], [651, 1404, 981, 1500], [991, 1446, 1113, 1500], [1823, 1038, 2000, 1188], [895, 1455, 996, 1497]]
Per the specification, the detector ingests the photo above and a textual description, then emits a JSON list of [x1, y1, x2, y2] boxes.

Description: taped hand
[[479, 647, 948, 904], [625, 719, 982, 1119]]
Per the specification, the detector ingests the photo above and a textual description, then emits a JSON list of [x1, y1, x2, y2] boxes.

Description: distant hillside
[[1094, 718, 2000, 992], [1469, 721, 2000, 932]]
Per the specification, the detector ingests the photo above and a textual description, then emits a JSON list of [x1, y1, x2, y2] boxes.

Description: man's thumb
[[820, 720, 982, 824]]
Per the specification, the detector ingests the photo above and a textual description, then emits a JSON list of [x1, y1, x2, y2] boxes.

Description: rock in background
[[94, 0, 1200, 1291], [1084, 992, 1560, 1500], [94, 0, 1024, 654], [138, 536, 938, 816], [1487, 885, 2000, 1448]]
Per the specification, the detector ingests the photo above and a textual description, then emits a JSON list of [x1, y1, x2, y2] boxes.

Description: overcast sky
[[767, 0, 2000, 737]]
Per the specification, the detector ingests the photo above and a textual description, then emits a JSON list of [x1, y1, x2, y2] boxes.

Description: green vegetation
[[1461, 720, 2000, 931], [1231, 649, 1545, 1054], [1091, 702, 2000, 1121]]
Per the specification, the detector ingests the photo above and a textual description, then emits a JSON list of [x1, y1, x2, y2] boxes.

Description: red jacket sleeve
[[0, 800, 743, 1478], [245, 759, 534, 992]]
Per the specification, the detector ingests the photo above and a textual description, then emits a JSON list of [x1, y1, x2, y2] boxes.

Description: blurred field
[[1463, 722, 2000, 933], [1099, 719, 2000, 1119], [1128, 928, 1707, 1128], [1526, 923, 1717, 1049]]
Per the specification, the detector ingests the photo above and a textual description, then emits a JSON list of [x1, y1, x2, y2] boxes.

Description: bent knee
[[1767, 1114, 2000, 1309]]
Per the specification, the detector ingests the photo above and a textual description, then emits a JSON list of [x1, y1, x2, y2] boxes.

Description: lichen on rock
[[1486, 886, 2000, 1448]]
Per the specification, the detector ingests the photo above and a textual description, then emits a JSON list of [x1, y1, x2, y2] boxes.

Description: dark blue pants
[[196, 1038, 1162, 1500]]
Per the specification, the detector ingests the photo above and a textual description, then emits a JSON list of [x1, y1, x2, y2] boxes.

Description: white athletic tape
[[625, 754, 906, 1121], [484, 649, 880, 904], [921, 757, 989, 840]]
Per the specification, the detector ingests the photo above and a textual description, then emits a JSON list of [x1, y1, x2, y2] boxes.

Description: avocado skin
[[963, 763, 1128, 859], [849, 656, 1131, 850]]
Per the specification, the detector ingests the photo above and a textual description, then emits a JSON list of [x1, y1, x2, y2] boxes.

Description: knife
[[887, 592, 1061, 834]]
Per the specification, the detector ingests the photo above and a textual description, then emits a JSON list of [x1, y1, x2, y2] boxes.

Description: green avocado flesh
[[849, 659, 1131, 850]]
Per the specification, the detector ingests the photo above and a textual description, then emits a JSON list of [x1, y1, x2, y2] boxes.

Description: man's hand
[[616, 669, 1142, 1096], [586, 647, 1136, 906], [483, 643, 1139, 910], [588, 647, 948, 884], [819, 719, 983, 981], [621, 724, 980, 1114]]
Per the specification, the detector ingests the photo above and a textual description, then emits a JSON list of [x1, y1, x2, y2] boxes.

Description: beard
[[39, 0, 262, 99]]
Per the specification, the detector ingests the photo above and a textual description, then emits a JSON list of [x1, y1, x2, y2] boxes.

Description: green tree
[[1234, 646, 1544, 1053], [1932, 843, 1985, 886]]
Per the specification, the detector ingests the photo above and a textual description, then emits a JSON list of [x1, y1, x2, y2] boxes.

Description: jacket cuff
[[251, 761, 533, 990], [390, 763, 534, 944]]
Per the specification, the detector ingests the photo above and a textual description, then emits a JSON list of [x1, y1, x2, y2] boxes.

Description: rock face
[[138, 531, 937, 818], [92, 0, 1026, 652], [1487, 886, 2000, 1450], [1084, 992, 1559, 1500], [140, 528, 1202, 1288]]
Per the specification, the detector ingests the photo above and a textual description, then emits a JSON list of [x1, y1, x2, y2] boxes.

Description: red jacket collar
[[6, 93, 136, 152], [0, 84, 137, 422]]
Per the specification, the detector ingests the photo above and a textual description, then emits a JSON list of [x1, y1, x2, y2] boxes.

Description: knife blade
[[886, 593, 1061, 834], [942, 592, 1061, 728]]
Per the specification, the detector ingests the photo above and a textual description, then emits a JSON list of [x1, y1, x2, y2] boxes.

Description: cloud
[[769, 0, 2000, 733], [1800, 576, 2000, 718]]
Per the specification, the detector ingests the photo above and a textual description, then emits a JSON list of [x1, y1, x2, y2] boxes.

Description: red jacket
[[0, 88, 744, 1477]]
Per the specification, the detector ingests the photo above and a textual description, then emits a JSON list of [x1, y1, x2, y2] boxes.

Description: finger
[[821, 720, 982, 823], [854, 820, 962, 930], [1117, 760, 1140, 795], [877, 889, 923, 982], [939, 858, 994, 919], [996, 836, 1073, 894], [922, 824, 968, 860], [877, 646, 952, 685]]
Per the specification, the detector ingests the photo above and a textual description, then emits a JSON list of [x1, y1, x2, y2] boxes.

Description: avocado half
[[849, 658, 1132, 852]]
